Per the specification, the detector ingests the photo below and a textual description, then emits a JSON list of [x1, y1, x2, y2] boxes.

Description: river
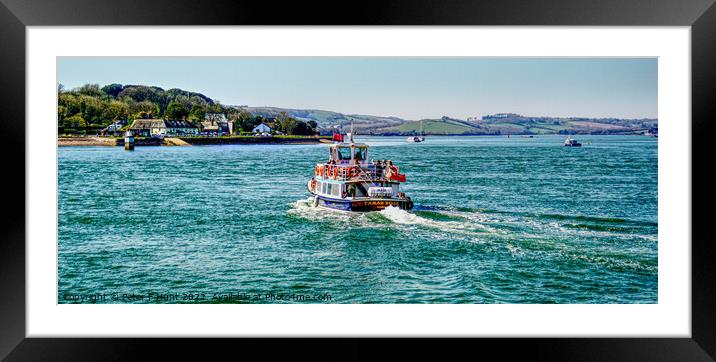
[[58, 135, 658, 303]]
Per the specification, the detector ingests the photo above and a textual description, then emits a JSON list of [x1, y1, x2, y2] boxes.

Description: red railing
[[315, 163, 406, 182]]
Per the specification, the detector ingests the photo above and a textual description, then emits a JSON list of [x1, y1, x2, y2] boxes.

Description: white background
[[27, 27, 690, 337]]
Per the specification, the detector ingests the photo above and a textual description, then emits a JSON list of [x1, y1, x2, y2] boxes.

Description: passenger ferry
[[307, 133, 414, 212]]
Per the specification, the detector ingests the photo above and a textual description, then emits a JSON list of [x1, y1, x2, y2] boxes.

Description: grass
[[388, 120, 477, 134]]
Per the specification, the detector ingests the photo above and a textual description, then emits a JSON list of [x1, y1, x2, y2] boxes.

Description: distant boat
[[564, 136, 582, 147], [407, 120, 426, 143]]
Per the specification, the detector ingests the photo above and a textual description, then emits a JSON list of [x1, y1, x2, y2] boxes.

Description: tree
[[101, 84, 124, 98], [77, 95, 105, 125], [291, 121, 315, 135], [129, 100, 157, 119], [63, 114, 87, 129], [165, 102, 189, 120], [57, 83, 222, 134], [278, 116, 298, 134], [188, 104, 206, 122], [237, 112, 261, 133], [75, 84, 103, 97], [103, 100, 130, 123], [207, 101, 223, 114]]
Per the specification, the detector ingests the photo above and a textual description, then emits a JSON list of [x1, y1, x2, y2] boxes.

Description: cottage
[[252, 122, 273, 133], [102, 120, 127, 135], [200, 119, 230, 135], [201, 114, 231, 135], [129, 119, 198, 137]]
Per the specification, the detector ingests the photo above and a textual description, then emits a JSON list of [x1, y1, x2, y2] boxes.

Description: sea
[[58, 135, 658, 304]]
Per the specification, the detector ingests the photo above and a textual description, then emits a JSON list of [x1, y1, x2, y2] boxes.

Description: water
[[58, 135, 658, 304]]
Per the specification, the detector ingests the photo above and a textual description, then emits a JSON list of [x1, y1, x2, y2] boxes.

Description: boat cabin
[[329, 142, 369, 164]]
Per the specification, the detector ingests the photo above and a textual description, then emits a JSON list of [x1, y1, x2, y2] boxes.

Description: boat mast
[[349, 120, 354, 143]]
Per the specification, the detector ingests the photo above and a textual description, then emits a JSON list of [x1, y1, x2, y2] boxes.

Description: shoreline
[[58, 133, 654, 147], [58, 136, 331, 147]]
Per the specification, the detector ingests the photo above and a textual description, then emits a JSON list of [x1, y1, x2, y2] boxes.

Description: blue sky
[[58, 57, 657, 120]]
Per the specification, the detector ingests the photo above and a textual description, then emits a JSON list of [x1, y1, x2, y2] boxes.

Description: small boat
[[564, 136, 582, 147], [407, 120, 426, 143], [308, 132, 414, 212]]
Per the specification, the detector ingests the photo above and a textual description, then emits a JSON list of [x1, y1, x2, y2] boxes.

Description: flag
[[390, 173, 407, 182]]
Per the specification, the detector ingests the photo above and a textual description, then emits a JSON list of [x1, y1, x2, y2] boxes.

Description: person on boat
[[384, 161, 394, 179]]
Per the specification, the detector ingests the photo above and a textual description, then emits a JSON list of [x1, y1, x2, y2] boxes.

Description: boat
[[407, 120, 426, 143], [308, 132, 414, 212], [564, 136, 582, 147]]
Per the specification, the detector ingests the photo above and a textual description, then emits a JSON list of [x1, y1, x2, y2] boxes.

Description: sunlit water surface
[[58, 135, 657, 303]]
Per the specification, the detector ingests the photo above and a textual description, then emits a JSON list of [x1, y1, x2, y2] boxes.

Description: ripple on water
[[59, 136, 657, 303]]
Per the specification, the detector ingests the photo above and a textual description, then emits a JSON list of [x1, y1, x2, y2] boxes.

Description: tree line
[[57, 83, 318, 136]]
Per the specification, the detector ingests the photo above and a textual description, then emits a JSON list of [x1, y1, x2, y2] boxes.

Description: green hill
[[376, 115, 657, 136], [381, 117, 479, 135], [57, 82, 657, 136], [242, 107, 406, 134]]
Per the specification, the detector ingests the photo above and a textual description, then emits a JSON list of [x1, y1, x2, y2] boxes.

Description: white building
[[252, 123, 273, 133], [129, 119, 199, 137], [103, 120, 127, 135]]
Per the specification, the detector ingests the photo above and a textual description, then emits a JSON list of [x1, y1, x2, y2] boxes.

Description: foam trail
[[379, 206, 488, 236], [288, 198, 367, 224]]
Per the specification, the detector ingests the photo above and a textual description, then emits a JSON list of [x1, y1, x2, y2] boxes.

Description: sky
[[58, 57, 657, 120]]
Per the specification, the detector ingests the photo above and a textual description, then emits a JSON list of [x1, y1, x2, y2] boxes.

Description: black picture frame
[[1, 0, 714, 360]]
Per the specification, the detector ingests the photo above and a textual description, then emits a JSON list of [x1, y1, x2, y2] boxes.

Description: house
[[252, 122, 273, 133], [102, 120, 127, 135], [200, 120, 230, 135], [129, 119, 199, 137], [201, 114, 230, 135]]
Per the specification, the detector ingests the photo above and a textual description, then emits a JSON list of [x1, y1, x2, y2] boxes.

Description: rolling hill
[[238, 107, 657, 136]]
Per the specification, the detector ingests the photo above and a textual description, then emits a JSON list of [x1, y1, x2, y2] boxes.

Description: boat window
[[337, 147, 351, 160], [354, 148, 366, 161]]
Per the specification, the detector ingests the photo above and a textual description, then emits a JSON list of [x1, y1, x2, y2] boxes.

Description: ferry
[[307, 133, 414, 212], [564, 136, 582, 147]]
